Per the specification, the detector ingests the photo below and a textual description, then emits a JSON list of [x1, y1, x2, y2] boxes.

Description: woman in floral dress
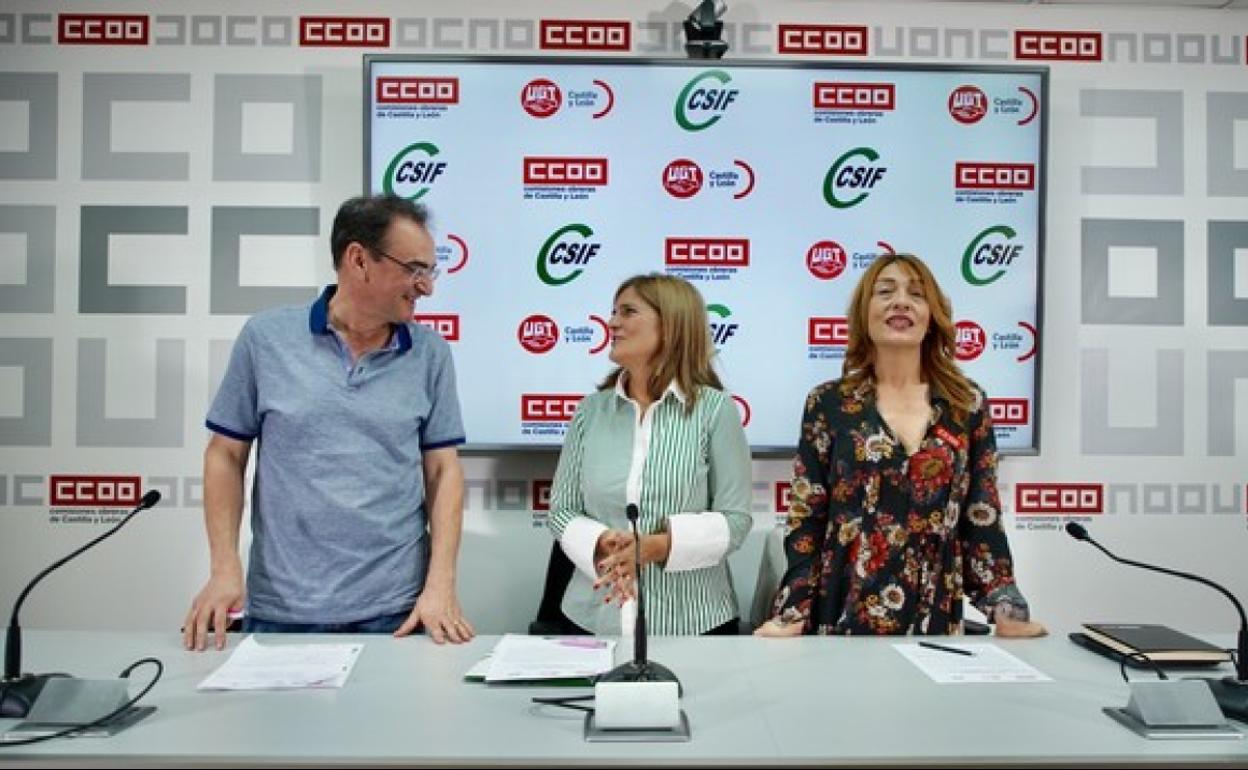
[[756, 254, 1046, 638]]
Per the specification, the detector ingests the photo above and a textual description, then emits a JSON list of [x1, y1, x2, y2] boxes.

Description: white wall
[[1, 0, 1246, 637]]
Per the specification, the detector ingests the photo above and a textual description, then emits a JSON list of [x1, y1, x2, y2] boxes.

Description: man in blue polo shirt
[[182, 195, 474, 650]]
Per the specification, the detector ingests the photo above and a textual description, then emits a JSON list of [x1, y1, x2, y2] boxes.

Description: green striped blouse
[[548, 382, 753, 635]]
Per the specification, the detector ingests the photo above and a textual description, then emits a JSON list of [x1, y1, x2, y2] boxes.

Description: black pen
[[919, 640, 974, 656]]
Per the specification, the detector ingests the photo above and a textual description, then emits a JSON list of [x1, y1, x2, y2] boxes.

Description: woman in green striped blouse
[[547, 274, 753, 636]]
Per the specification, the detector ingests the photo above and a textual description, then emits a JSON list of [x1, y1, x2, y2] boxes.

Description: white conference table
[[2, 630, 1246, 767]]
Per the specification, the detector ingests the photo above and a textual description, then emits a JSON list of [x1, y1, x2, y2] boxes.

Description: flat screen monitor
[[365, 55, 1046, 454]]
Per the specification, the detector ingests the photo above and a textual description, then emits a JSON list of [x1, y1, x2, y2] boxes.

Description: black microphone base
[[598, 660, 683, 696], [0, 672, 67, 719], [1202, 676, 1248, 724]]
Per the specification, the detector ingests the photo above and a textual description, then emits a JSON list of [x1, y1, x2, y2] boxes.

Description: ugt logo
[[949, 85, 987, 124], [383, 142, 445, 201], [674, 70, 738, 132], [518, 314, 559, 354], [537, 223, 600, 286], [962, 225, 1023, 287], [663, 159, 704, 199], [823, 147, 886, 209], [955, 320, 986, 361], [521, 78, 562, 118], [806, 240, 847, 280]]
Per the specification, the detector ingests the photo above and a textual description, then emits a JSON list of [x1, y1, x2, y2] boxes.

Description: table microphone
[[1, 489, 161, 718], [1065, 521, 1247, 721], [597, 503, 681, 693]]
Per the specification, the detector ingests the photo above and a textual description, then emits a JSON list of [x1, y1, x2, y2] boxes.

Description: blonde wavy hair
[[842, 254, 975, 416], [598, 273, 723, 412]]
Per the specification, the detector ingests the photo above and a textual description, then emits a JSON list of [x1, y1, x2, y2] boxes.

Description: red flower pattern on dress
[[769, 378, 1027, 636]]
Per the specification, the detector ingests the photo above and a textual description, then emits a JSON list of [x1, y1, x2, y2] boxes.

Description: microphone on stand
[[597, 503, 681, 692], [1065, 521, 1248, 722], [1, 489, 161, 718]]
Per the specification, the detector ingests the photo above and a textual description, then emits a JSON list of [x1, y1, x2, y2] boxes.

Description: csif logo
[[988, 398, 1029, 426], [518, 314, 559, 354], [948, 85, 987, 124], [962, 225, 1023, 286], [806, 240, 847, 280], [523, 157, 608, 186], [823, 147, 886, 209], [954, 320, 986, 361], [376, 76, 458, 105], [813, 82, 895, 111], [663, 159, 704, 198], [707, 304, 739, 347], [49, 475, 142, 507], [521, 394, 583, 422], [521, 78, 562, 118], [383, 142, 445, 201], [674, 70, 738, 132], [1015, 483, 1103, 515], [413, 313, 460, 342], [808, 317, 849, 346], [665, 237, 749, 267], [537, 223, 600, 286]]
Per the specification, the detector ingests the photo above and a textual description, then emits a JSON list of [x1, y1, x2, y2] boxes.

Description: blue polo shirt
[[207, 285, 465, 624]]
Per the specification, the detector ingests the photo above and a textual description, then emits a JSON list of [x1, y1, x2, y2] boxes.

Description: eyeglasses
[[371, 247, 440, 281]]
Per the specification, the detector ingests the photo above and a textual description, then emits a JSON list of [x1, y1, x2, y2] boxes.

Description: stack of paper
[[465, 634, 615, 684], [894, 642, 1052, 684], [198, 635, 363, 690]]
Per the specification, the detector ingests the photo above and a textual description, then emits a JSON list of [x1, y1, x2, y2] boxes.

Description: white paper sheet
[[484, 634, 615, 683], [894, 642, 1052, 683], [197, 635, 363, 690]]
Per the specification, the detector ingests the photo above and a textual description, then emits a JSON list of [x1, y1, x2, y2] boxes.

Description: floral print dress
[[771, 378, 1029, 635]]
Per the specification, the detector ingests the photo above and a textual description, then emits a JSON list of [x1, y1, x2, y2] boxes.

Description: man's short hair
[[331, 195, 430, 270]]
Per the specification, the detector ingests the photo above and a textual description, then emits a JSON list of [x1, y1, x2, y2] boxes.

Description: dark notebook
[[1080, 623, 1231, 664]]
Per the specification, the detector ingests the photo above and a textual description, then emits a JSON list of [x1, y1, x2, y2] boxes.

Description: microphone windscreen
[[625, 503, 639, 523], [1064, 521, 1088, 541], [140, 489, 162, 509]]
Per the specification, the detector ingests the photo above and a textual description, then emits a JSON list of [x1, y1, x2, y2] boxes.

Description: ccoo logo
[[962, 225, 1023, 286], [413, 313, 460, 341], [823, 147, 886, 209], [675, 70, 738, 132], [49, 475, 141, 507], [383, 142, 445, 201], [521, 78, 562, 118], [537, 224, 600, 286], [518, 314, 559, 354]]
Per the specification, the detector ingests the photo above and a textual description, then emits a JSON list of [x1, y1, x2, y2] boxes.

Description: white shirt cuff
[[664, 512, 730, 572], [560, 517, 609, 580]]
